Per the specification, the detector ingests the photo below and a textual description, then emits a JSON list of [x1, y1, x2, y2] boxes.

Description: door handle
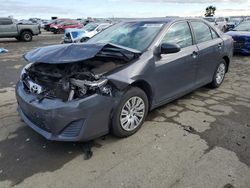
[[192, 51, 198, 59], [218, 43, 223, 50]]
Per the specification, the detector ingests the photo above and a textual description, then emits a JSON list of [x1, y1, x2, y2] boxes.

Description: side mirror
[[160, 43, 181, 54]]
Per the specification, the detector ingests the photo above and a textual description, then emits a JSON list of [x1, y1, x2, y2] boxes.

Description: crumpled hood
[[226, 31, 250, 38], [24, 43, 141, 64]]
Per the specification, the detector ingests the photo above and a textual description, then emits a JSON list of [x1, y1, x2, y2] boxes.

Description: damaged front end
[[16, 43, 141, 141], [20, 43, 141, 102], [21, 61, 114, 102]]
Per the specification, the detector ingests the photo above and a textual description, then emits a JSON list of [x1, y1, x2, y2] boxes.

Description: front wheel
[[111, 87, 148, 138], [57, 29, 64, 34], [209, 60, 227, 88]]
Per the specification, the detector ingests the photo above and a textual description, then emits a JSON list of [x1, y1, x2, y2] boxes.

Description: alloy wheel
[[120, 96, 145, 131], [216, 63, 226, 85]]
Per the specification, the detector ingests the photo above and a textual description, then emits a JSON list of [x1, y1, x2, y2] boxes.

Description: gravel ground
[[0, 32, 249, 188]]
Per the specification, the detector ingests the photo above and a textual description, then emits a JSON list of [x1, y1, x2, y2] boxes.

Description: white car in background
[[203, 17, 227, 32], [63, 22, 112, 43]]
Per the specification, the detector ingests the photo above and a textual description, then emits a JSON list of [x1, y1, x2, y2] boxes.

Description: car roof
[[123, 17, 205, 23]]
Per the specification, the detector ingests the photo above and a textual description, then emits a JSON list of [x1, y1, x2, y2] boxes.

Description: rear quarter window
[[210, 28, 219, 39]]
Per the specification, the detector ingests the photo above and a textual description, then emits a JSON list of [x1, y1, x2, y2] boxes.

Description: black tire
[[57, 29, 64, 34], [80, 37, 90, 43], [209, 60, 227, 89], [111, 87, 149, 138], [20, 31, 32, 42], [222, 26, 227, 33]]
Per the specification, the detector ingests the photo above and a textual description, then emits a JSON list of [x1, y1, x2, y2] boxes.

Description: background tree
[[205, 6, 216, 17]]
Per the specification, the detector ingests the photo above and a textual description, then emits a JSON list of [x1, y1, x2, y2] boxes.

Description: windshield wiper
[[97, 45, 141, 62]]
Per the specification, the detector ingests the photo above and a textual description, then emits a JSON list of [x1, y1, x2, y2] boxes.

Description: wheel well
[[223, 56, 230, 72], [20, 29, 33, 35], [131, 80, 153, 109]]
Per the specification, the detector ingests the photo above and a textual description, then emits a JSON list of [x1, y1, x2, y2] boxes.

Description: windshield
[[87, 22, 164, 51], [234, 22, 250, 31], [204, 18, 215, 22], [83, 23, 98, 32]]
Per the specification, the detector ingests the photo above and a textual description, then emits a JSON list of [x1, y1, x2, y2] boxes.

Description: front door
[[154, 21, 198, 103]]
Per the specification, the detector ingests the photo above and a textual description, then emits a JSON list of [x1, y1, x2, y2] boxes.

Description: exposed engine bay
[[21, 58, 124, 102], [20, 43, 141, 102]]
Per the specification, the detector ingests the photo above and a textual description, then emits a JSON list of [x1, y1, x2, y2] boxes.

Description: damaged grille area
[[21, 58, 123, 101]]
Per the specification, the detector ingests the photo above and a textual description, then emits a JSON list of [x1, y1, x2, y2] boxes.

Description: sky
[[0, 0, 250, 20]]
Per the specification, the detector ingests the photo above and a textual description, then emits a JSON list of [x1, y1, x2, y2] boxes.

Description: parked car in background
[[226, 21, 250, 54], [40, 20, 50, 28], [204, 17, 228, 32], [0, 17, 41, 42], [226, 17, 244, 31], [16, 18, 233, 141], [17, 19, 35, 25], [50, 20, 83, 34], [43, 18, 69, 31], [63, 22, 112, 43]]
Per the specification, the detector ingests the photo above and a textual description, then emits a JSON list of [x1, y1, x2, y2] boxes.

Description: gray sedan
[[16, 18, 233, 141]]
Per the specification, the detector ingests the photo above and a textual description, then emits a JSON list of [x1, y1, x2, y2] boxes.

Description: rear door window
[[0, 19, 13, 25], [191, 21, 213, 44], [161, 21, 193, 48]]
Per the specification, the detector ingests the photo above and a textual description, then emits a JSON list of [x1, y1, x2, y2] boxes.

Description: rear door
[[190, 21, 223, 86], [0, 18, 18, 37], [154, 21, 199, 103]]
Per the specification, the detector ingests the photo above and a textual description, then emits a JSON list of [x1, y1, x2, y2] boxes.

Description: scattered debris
[[0, 48, 8, 54], [183, 126, 195, 133], [155, 134, 161, 138], [154, 145, 162, 150], [223, 183, 235, 188], [82, 142, 93, 160]]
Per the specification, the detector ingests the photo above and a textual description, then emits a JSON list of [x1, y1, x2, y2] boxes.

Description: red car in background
[[50, 20, 83, 34], [44, 18, 69, 31]]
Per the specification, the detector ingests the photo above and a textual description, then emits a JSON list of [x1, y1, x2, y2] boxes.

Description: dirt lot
[[0, 32, 250, 188]]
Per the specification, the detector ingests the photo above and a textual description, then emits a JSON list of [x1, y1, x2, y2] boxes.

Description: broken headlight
[[20, 63, 32, 79], [69, 78, 112, 101]]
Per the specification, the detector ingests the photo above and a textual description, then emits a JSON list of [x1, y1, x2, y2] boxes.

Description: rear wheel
[[222, 26, 227, 33], [111, 87, 148, 138], [20, 31, 32, 42], [15, 36, 21, 41], [209, 60, 227, 88]]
